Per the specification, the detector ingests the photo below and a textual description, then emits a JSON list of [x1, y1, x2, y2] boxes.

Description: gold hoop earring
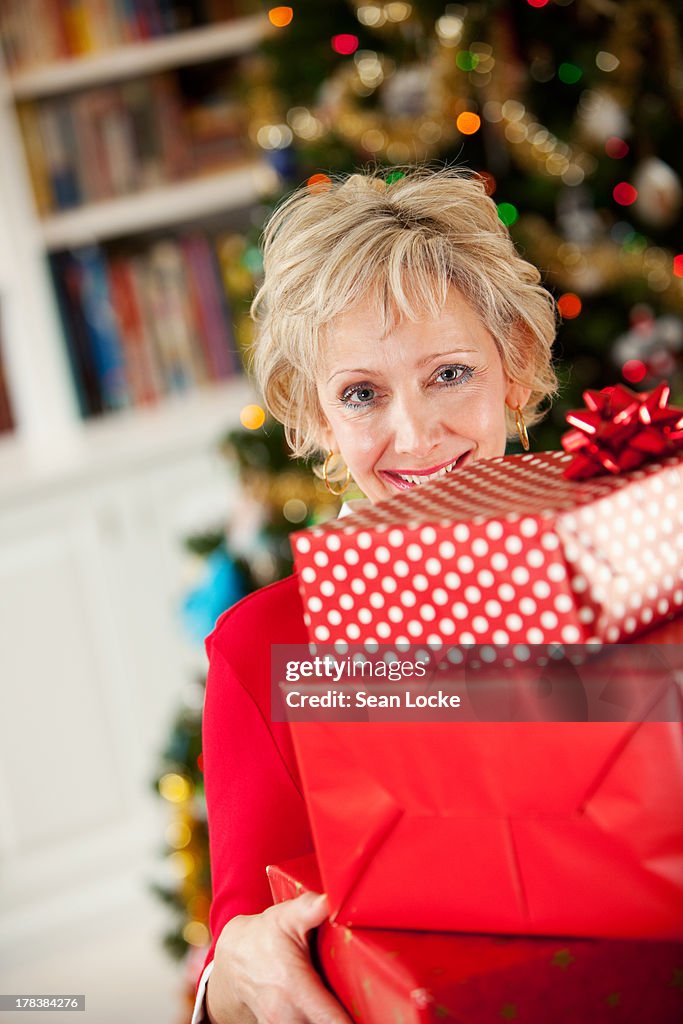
[[322, 451, 351, 496], [515, 405, 530, 451]]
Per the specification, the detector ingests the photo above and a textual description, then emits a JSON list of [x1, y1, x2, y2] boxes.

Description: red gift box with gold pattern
[[267, 854, 683, 1024], [291, 450, 683, 646]]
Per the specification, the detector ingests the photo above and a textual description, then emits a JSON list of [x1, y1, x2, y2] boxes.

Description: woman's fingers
[[293, 970, 354, 1024], [210, 896, 353, 1024], [274, 890, 330, 944]]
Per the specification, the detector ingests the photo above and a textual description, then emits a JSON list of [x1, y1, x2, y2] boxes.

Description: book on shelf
[[15, 61, 251, 214], [0, 301, 16, 435], [49, 228, 243, 419], [0, 0, 257, 73], [15, 58, 249, 212]]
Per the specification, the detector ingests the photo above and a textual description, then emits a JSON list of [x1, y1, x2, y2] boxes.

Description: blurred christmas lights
[[332, 34, 359, 55], [622, 359, 648, 384], [557, 293, 582, 319], [596, 51, 619, 72], [183, 921, 210, 947], [159, 773, 192, 803], [240, 405, 266, 430], [268, 6, 293, 28], [456, 111, 481, 134], [613, 182, 638, 206], [306, 173, 332, 195], [497, 202, 518, 226], [558, 62, 582, 84], [456, 51, 478, 71], [605, 137, 629, 159]]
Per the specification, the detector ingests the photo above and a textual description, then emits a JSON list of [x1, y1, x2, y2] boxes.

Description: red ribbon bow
[[561, 381, 683, 480]]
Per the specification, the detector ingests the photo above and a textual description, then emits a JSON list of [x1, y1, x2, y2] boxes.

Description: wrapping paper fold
[[267, 854, 683, 1024]]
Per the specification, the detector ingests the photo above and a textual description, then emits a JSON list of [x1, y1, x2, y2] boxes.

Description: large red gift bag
[[268, 854, 683, 1024], [290, 713, 683, 938], [291, 450, 683, 646]]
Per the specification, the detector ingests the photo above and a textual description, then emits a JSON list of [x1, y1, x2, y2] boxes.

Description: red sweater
[[201, 573, 314, 972]]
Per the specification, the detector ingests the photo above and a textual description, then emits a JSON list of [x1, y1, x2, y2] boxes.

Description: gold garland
[[516, 213, 683, 315], [249, 0, 682, 180]]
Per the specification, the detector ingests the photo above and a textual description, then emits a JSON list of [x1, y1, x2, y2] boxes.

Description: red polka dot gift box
[[292, 450, 683, 648]]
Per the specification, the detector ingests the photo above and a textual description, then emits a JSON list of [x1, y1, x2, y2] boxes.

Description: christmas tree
[[248, 0, 683, 448]]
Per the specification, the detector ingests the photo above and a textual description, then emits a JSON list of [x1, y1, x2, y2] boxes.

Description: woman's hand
[[205, 891, 353, 1024]]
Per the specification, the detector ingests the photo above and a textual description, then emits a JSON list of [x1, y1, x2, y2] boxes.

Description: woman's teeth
[[394, 456, 464, 486]]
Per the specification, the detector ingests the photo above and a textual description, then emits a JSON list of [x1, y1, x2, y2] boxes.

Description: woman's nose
[[390, 397, 444, 458]]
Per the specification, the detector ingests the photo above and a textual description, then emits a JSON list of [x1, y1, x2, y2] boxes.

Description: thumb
[[276, 890, 330, 941]]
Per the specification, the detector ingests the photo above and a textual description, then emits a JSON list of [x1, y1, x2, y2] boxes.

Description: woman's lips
[[380, 449, 474, 490]]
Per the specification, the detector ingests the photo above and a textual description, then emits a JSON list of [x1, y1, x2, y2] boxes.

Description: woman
[[192, 166, 558, 1023]]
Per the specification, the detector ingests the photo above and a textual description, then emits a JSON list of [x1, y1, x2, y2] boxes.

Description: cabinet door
[[0, 446, 234, 964], [0, 502, 135, 926]]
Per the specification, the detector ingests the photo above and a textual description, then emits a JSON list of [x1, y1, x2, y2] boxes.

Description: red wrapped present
[[291, 450, 683, 646], [268, 854, 683, 1024], [286, 608, 683, 939]]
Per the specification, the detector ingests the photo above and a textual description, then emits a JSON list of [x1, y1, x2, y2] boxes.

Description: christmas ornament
[[632, 158, 683, 229], [577, 89, 630, 144], [613, 308, 683, 383], [561, 382, 683, 480]]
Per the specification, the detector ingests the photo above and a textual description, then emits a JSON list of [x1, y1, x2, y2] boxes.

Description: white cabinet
[[0, 414, 242, 965]]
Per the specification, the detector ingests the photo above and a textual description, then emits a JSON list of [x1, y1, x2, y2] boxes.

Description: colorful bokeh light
[[268, 6, 293, 28], [307, 172, 332, 193], [558, 62, 582, 84], [456, 51, 479, 71], [456, 111, 481, 135], [497, 202, 518, 227], [332, 33, 359, 55], [673, 255, 683, 278], [605, 137, 629, 159], [240, 404, 266, 430], [527, 0, 550, 7], [613, 182, 638, 206], [622, 359, 647, 384], [477, 170, 496, 195], [557, 293, 582, 319], [159, 772, 192, 803]]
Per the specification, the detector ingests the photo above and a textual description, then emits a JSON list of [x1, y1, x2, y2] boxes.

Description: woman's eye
[[436, 364, 473, 385], [342, 385, 376, 406]]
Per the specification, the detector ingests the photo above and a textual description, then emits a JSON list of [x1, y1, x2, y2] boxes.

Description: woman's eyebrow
[[326, 367, 377, 384], [417, 348, 479, 366]]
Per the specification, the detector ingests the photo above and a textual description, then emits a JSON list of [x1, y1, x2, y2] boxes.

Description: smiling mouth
[[380, 450, 474, 490]]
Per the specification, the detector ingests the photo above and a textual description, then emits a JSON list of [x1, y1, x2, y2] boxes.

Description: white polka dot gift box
[[292, 450, 683, 647]]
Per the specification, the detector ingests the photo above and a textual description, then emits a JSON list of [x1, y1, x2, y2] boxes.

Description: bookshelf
[[0, 3, 276, 486], [0, 5, 274, 975], [40, 160, 277, 249], [5, 13, 267, 100]]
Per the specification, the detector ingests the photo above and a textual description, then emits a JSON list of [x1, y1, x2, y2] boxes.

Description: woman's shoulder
[[205, 573, 308, 685]]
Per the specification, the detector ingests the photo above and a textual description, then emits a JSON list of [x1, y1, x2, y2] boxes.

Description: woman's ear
[[315, 410, 338, 454], [505, 381, 532, 411]]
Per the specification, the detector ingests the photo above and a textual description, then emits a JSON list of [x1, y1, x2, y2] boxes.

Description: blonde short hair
[[250, 166, 558, 462]]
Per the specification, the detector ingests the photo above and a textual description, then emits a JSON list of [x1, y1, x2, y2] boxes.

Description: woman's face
[[316, 286, 531, 505]]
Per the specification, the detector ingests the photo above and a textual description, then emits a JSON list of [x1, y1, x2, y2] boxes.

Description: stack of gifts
[[270, 386, 683, 1022]]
